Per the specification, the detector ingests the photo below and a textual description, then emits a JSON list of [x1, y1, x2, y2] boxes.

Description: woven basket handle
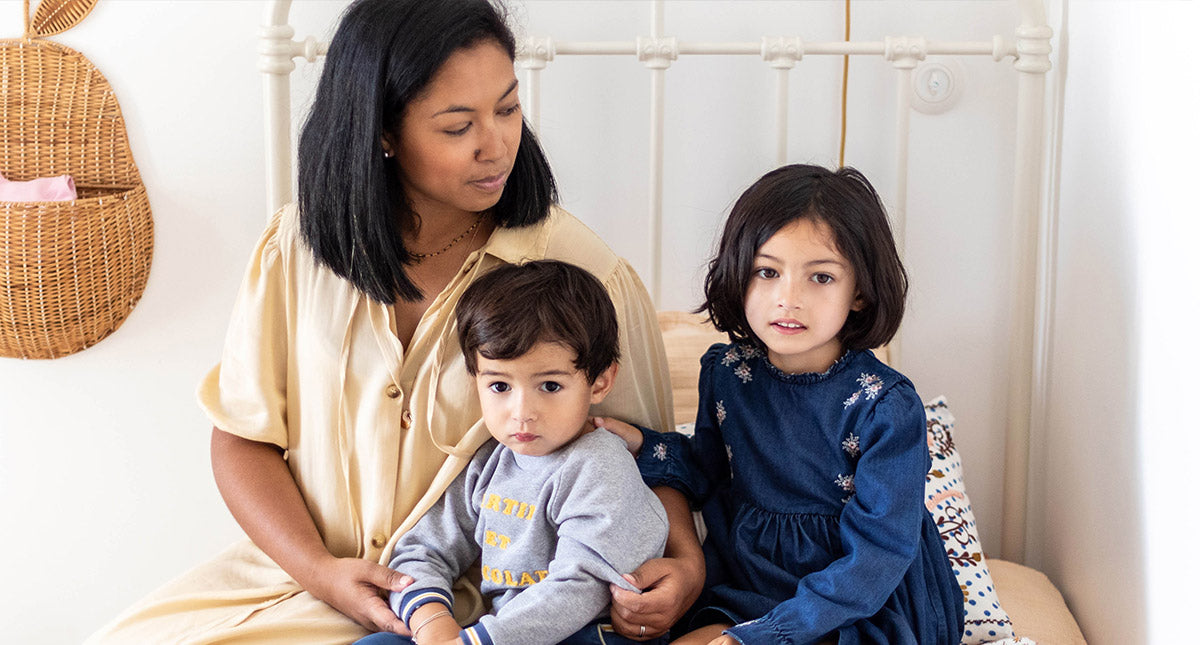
[[22, 0, 99, 39]]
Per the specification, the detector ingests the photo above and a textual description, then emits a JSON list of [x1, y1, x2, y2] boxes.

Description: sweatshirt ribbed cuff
[[397, 587, 454, 624], [460, 623, 494, 645]]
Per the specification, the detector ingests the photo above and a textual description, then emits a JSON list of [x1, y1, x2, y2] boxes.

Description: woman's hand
[[610, 486, 705, 640], [210, 429, 413, 633], [609, 554, 705, 640], [592, 416, 644, 455], [304, 556, 413, 634]]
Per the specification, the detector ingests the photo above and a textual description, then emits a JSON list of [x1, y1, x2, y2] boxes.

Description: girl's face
[[389, 40, 523, 222], [743, 218, 863, 374]]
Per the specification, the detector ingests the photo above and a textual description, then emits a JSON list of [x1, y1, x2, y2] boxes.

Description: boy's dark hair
[[701, 164, 908, 351], [457, 261, 620, 383], [298, 0, 558, 305]]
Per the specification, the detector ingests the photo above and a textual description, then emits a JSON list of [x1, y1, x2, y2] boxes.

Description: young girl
[[628, 165, 964, 645]]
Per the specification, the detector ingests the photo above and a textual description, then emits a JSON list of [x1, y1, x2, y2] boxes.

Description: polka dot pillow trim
[[925, 396, 1017, 644]]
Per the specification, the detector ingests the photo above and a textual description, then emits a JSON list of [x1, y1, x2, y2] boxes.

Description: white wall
[[1028, 2, 1200, 643], [0, 2, 266, 641], [2, 1, 1160, 642]]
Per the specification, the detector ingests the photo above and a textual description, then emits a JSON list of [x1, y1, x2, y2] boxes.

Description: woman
[[86, 1, 702, 643]]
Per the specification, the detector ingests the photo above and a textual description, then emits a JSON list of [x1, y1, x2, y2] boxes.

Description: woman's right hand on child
[[593, 416, 644, 455], [306, 556, 413, 633]]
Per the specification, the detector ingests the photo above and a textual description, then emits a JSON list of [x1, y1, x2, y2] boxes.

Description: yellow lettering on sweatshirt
[[480, 565, 546, 588], [481, 494, 502, 513], [483, 530, 512, 550], [480, 495, 537, 521]]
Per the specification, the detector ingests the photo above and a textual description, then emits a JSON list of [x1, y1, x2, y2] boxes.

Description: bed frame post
[[637, 0, 677, 307], [260, 0, 326, 216], [260, 1, 297, 215], [1002, 0, 1053, 563]]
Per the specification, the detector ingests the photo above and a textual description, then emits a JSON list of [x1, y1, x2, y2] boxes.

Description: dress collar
[[477, 205, 559, 265], [758, 347, 860, 385]]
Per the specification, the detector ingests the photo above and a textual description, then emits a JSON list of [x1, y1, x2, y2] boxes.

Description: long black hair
[[701, 164, 908, 351], [297, 0, 558, 304]]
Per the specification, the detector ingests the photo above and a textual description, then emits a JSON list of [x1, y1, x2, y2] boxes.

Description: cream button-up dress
[[87, 205, 673, 644]]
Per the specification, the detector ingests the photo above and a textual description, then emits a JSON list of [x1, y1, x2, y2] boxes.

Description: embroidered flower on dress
[[842, 433, 861, 457], [734, 362, 753, 383], [715, 401, 727, 425], [835, 473, 856, 503], [858, 373, 883, 400], [843, 373, 885, 408], [652, 443, 668, 461], [721, 347, 740, 366], [740, 346, 762, 359], [726, 444, 733, 462]]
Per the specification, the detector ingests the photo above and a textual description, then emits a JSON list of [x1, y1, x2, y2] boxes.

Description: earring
[[383, 150, 394, 158]]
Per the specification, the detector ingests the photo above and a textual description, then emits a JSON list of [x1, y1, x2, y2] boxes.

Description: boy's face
[[474, 341, 617, 457]]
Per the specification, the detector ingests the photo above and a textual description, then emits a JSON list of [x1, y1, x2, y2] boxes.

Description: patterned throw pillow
[[925, 397, 1017, 644]]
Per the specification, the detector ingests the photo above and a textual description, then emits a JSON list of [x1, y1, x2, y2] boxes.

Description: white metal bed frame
[[257, 0, 1053, 564]]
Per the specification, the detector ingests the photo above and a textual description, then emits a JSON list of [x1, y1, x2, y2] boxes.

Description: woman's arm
[[210, 428, 411, 633]]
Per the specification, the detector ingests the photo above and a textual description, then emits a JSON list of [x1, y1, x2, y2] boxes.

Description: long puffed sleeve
[[594, 258, 674, 433], [636, 343, 730, 505]]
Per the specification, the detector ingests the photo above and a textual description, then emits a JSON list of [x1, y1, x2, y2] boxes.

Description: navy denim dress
[[639, 344, 963, 645]]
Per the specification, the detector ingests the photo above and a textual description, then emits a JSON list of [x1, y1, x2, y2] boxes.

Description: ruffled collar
[[755, 346, 859, 385]]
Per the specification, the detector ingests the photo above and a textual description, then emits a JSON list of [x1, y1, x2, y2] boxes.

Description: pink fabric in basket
[[0, 171, 77, 202]]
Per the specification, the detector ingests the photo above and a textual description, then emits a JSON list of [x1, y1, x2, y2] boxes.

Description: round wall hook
[[911, 58, 965, 114]]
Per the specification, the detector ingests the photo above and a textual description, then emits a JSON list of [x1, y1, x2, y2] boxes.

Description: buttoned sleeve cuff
[[393, 587, 454, 625]]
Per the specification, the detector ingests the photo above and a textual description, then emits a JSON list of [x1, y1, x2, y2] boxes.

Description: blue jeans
[[353, 620, 669, 645]]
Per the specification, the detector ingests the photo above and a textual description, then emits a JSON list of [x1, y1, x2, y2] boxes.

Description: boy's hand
[[706, 636, 739, 645], [592, 416, 644, 455]]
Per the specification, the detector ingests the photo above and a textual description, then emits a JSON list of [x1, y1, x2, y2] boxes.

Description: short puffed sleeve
[[591, 258, 674, 434], [196, 210, 291, 448]]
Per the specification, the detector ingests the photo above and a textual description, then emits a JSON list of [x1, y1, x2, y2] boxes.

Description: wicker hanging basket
[[1, 0, 154, 359]]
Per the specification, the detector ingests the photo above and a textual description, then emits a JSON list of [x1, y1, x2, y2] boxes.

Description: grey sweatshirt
[[387, 428, 669, 645]]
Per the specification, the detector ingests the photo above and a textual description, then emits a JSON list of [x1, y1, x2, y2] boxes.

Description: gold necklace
[[411, 214, 484, 260]]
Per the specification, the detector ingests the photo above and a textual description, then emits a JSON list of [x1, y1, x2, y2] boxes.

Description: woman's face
[[390, 40, 523, 222]]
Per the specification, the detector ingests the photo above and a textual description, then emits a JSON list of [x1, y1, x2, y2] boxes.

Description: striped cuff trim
[[461, 624, 494, 645], [399, 588, 453, 623]]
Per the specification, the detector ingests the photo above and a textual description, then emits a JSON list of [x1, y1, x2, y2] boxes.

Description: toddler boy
[[357, 260, 669, 645]]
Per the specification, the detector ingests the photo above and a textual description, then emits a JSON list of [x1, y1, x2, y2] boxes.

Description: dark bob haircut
[[456, 261, 620, 383], [701, 164, 908, 352], [298, 0, 558, 304]]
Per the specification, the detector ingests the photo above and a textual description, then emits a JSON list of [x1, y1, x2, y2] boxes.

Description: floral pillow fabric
[[925, 396, 1017, 644]]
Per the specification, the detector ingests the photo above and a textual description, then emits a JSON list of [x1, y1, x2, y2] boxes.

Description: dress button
[[385, 384, 401, 399], [370, 534, 387, 549], [401, 409, 413, 429]]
